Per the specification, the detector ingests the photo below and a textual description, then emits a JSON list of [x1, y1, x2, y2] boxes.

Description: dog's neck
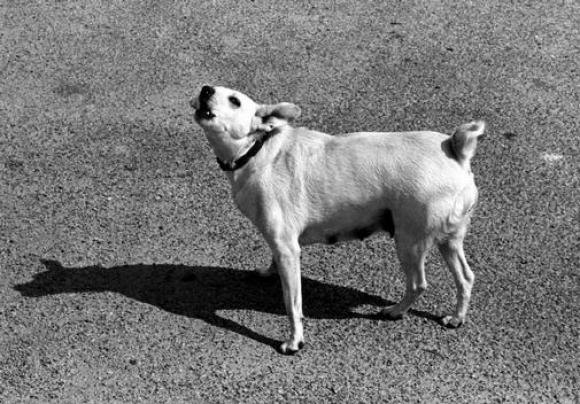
[[205, 132, 256, 165], [217, 131, 277, 171], [205, 130, 275, 172]]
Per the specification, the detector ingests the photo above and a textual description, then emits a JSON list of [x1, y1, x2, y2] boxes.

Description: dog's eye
[[228, 96, 241, 108]]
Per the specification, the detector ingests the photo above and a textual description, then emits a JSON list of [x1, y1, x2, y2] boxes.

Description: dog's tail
[[450, 121, 486, 170]]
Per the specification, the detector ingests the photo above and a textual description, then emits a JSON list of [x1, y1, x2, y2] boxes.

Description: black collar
[[217, 131, 275, 172]]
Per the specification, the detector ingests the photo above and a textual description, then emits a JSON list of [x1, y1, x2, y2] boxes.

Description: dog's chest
[[231, 180, 262, 221]]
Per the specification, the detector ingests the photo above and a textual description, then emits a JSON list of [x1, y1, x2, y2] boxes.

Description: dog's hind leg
[[437, 236, 474, 328], [381, 235, 432, 320]]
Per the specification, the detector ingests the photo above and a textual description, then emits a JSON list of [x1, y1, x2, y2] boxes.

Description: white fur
[[192, 86, 485, 354]]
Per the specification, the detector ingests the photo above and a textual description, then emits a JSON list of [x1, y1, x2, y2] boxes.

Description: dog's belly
[[298, 208, 395, 245]]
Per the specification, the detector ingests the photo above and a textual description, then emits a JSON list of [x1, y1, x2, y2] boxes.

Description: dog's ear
[[256, 102, 301, 121], [253, 102, 301, 132]]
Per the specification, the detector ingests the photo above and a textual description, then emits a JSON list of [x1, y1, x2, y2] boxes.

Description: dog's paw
[[255, 261, 277, 278], [380, 306, 405, 321], [255, 268, 276, 278], [278, 340, 305, 355], [441, 315, 465, 328]]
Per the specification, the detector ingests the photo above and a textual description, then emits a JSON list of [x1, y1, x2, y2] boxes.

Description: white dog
[[191, 86, 485, 354]]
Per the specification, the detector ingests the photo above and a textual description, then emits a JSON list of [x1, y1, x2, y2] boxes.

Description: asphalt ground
[[1, 1, 579, 402]]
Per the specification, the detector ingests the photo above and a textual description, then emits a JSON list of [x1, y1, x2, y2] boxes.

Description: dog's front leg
[[270, 237, 304, 354]]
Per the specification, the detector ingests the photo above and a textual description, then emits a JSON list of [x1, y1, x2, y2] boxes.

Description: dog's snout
[[200, 85, 215, 101]]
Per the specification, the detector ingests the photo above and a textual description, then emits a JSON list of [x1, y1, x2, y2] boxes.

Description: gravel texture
[[1, 1, 579, 402]]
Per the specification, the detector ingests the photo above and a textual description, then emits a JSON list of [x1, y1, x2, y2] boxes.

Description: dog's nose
[[200, 85, 215, 101]]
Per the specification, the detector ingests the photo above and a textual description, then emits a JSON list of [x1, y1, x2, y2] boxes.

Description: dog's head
[[190, 86, 301, 140]]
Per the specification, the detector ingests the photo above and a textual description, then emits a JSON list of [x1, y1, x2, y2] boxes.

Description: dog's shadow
[[14, 260, 439, 350]]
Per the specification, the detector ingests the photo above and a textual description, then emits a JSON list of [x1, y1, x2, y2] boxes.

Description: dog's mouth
[[191, 95, 216, 122], [195, 105, 216, 121], [192, 86, 218, 122]]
